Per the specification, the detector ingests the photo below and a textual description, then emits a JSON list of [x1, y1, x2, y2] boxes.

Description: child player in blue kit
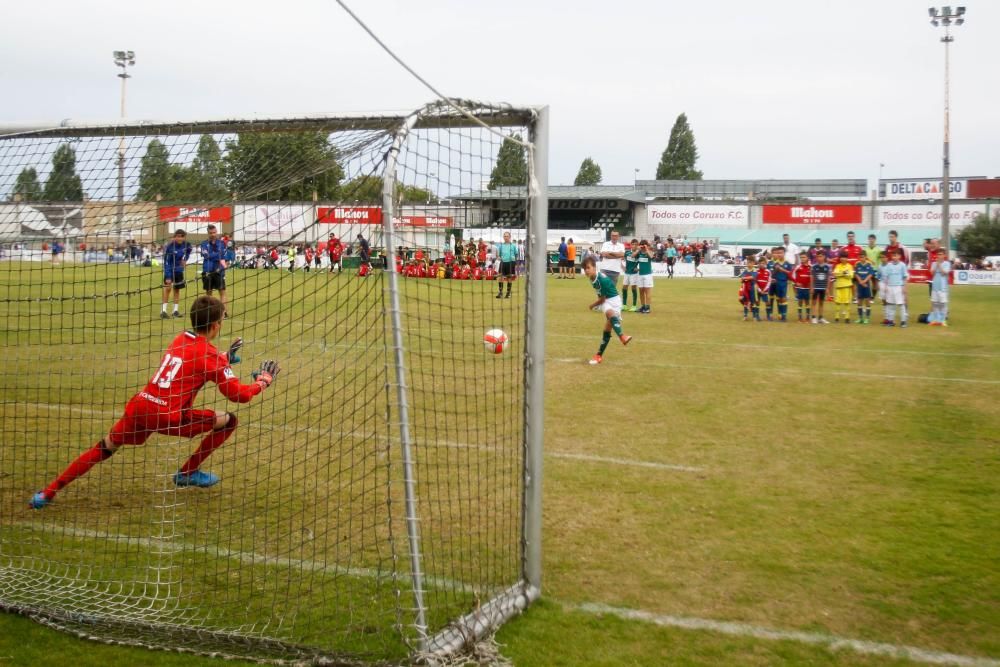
[[768, 246, 793, 322]]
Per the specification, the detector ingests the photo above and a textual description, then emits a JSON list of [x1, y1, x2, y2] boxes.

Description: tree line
[[486, 113, 703, 189], [10, 131, 432, 205]]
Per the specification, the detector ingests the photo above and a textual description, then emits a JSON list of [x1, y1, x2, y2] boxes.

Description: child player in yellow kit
[[832, 253, 855, 323]]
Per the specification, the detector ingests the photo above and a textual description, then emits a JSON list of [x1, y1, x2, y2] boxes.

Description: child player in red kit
[[30, 296, 280, 509]]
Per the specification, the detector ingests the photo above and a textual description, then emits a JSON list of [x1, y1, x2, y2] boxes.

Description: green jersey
[[863, 245, 880, 266], [591, 272, 619, 299], [636, 251, 653, 276], [624, 252, 639, 275]]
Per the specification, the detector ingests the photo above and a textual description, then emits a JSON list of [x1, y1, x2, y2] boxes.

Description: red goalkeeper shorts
[[108, 394, 217, 445]]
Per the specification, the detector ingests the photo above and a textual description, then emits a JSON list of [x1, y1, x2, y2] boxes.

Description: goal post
[[0, 100, 546, 664]]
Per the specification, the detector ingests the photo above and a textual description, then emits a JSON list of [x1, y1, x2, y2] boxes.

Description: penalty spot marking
[[573, 602, 1000, 667]]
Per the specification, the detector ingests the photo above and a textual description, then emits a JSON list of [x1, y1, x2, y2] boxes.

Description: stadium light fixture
[[928, 7, 965, 256], [113, 50, 135, 238]]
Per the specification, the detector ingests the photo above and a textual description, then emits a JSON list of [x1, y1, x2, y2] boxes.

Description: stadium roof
[[633, 179, 867, 200], [456, 179, 869, 202], [454, 185, 635, 201]]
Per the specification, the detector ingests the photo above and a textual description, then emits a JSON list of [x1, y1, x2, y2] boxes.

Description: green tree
[[41, 144, 85, 201], [400, 184, 434, 203], [340, 176, 434, 204], [175, 135, 227, 201], [956, 212, 1000, 262], [655, 113, 703, 180], [488, 134, 527, 189], [138, 139, 180, 201], [223, 131, 343, 201], [12, 167, 42, 201], [573, 157, 602, 186]]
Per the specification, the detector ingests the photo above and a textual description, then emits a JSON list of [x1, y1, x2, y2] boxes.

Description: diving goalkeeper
[[30, 295, 280, 509]]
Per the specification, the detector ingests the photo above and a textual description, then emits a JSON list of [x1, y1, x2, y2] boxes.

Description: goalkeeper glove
[[252, 360, 281, 389], [227, 337, 243, 365]]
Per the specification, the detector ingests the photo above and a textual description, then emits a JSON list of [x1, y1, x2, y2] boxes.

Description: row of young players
[[738, 246, 926, 326]]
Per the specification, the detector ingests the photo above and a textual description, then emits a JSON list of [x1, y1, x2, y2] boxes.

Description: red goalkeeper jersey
[[141, 331, 261, 413]]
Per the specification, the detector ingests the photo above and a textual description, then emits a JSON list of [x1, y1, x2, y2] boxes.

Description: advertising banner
[[651, 262, 733, 278], [159, 206, 232, 234], [317, 206, 382, 224], [967, 179, 1000, 199], [394, 216, 453, 228], [235, 204, 312, 243], [875, 204, 986, 226], [762, 205, 862, 225], [952, 270, 1000, 286], [882, 179, 969, 201], [647, 204, 748, 225]]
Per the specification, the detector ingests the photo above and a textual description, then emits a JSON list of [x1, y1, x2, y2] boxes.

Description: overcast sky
[[1, 0, 997, 189]]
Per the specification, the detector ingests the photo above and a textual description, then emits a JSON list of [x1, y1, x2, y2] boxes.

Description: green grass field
[[1, 264, 998, 666]]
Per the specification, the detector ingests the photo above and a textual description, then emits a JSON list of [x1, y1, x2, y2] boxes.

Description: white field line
[[14, 402, 703, 475], [574, 602, 1000, 667], [550, 356, 1000, 386], [548, 452, 702, 473], [21, 523, 478, 596], [550, 332, 1000, 360]]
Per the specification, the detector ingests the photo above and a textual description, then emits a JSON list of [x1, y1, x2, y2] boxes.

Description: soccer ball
[[483, 328, 509, 354]]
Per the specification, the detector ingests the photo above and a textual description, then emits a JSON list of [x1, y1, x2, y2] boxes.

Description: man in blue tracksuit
[[200, 224, 228, 316]]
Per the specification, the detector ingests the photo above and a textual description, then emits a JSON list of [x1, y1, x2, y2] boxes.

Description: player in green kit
[[622, 239, 640, 312], [582, 255, 632, 365], [636, 239, 654, 313]]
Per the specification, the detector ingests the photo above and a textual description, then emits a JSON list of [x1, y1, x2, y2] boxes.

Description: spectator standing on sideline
[[496, 231, 518, 299], [566, 238, 577, 278], [808, 238, 825, 264], [929, 248, 951, 325], [881, 250, 909, 327], [161, 229, 191, 319], [200, 224, 229, 317], [557, 237, 568, 279], [599, 230, 626, 286], [885, 230, 908, 265], [357, 234, 370, 265], [782, 233, 801, 265]]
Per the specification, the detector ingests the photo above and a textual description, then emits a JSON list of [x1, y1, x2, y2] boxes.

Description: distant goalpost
[[0, 100, 547, 664]]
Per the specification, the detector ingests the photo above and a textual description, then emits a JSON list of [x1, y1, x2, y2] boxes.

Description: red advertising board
[[762, 205, 863, 225], [317, 206, 383, 224], [159, 206, 232, 224], [966, 178, 1000, 199]]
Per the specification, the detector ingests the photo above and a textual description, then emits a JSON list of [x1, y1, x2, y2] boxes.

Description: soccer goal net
[[0, 100, 547, 664]]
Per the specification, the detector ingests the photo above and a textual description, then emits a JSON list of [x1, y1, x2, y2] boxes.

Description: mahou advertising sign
[[159, 206, 233, 234], [762, 205, 862, 225], [317, 207, 383, 224]]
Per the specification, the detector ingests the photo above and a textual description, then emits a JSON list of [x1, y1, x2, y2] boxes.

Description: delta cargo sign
[[882, 179, 968, 201], [762, 205, 862, 225]]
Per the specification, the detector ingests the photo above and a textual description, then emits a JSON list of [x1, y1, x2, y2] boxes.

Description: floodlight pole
[[114, 50, 135, 240], [929, 7, 964, 257]]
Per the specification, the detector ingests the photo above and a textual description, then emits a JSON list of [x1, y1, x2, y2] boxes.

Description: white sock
[[161, 303, 167, 313], [173, 304, 180, 313]]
